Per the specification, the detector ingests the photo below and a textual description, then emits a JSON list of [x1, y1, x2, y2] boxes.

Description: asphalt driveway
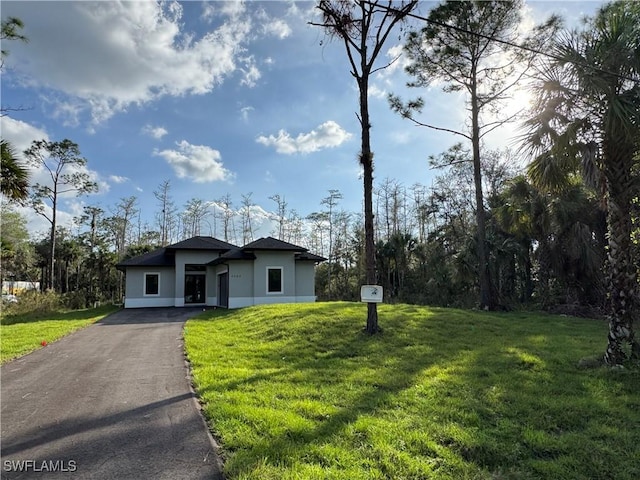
[[1, 308, 223, 480]]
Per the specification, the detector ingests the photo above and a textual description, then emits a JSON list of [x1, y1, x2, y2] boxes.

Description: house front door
[[184, 274, 206, 304], [218, 272, 229, 308]]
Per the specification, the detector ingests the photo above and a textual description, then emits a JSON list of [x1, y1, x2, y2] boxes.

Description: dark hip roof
[[242, 236, 308, 251], [115, 247, 172, 270], [117, 236, 325, 270], [208, 248, 257, 266], [166, 236, 237, 251], [295, 252, 326, 262]]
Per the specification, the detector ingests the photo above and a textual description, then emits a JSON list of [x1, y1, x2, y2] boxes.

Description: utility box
[[360, 285, 383, 303]]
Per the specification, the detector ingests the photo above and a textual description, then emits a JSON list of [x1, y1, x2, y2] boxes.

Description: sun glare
[[505, 86, 536, 118]]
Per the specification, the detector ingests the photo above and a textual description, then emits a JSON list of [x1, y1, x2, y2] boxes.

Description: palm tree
[[522, 1, 640, 365], [494, 176, 546, 303], [1, 140, 30, 203], [496, 176, 605, 307]]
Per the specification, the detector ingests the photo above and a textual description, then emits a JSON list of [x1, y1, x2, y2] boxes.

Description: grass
[[1, 304, 119, 364], [185, 302, 640, 480]]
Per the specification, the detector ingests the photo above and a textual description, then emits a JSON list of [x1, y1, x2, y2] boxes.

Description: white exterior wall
[[295, 262, 317, 299], [229, 261, 254, 299], [123, 267, 175, 308], [225, 253, 317, 308], [251, 251, 295, 301], [206, 265, 220, 306]]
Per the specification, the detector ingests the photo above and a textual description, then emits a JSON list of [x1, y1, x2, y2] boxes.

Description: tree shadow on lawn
[[195, 304, 639, 478]]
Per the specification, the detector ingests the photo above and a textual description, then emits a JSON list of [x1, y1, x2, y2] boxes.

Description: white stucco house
[[116, 236, 325, 309]]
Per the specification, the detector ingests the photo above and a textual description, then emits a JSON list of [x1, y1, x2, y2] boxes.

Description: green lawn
[[0, 305, 119, 364], [185, 302, 640, 480]]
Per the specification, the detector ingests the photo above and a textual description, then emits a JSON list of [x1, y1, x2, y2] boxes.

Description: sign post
[[360, 285, 383, 303]]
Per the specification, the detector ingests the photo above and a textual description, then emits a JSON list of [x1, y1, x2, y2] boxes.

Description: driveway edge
[[182, 327, 226, 479]]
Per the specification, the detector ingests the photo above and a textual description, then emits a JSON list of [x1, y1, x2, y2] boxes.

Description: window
[[185, 264, 206, 272], [267, 267, 283, 294], [144, 273, 159, 296]]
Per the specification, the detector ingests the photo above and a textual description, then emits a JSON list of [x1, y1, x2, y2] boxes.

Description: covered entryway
[[184, 265, 206, 304]]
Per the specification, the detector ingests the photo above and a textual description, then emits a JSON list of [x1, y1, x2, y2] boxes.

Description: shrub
[[1, 290, 61, 318], [62, 290, 88, 310]]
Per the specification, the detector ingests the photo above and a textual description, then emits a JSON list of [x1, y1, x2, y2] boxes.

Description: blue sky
[[1, 1, 604, 243]]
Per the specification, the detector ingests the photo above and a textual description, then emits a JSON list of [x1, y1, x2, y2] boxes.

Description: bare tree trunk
[[241, 193, 254, 244], [49, 192, 57, 291], [471, 78, 492, 309], [359, 73, 380, 333], [65, 259, 70, 293]]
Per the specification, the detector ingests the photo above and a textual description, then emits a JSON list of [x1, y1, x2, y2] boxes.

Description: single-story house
[[116, 236, 326, 309]]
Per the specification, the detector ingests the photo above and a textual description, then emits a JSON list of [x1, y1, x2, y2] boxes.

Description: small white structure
[[360, 285, 383, 303], [2, 281, 40, 295]]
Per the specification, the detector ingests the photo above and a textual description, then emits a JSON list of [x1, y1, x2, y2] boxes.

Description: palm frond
[[0, 140, 30, 203]]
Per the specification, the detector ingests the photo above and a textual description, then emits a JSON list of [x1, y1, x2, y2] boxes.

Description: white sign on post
[[360, 285, 383, 303]]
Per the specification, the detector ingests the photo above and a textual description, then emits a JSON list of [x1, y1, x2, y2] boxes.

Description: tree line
[[0, 146, 631, 313]]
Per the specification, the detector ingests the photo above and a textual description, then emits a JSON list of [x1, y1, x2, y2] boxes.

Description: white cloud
[[64, 199, 87, 223], [518, 2, 540, 35], [390, 130, 411, 145], [255, 6, 292, 39], [0, 117, 49, 157], [201, 1, 248, 25], [239, 56, 261, 88], [247, 204, 272, 222], [368, 83, 387, 99], [109, 175, 129, 184], [264, 170, 275, 183], [142, 125, 168, 139], [201, 2, 217, 23], [2, 1, 253, 127], [262, 18, 292, 39], [44, 96, 85, 128], [256, 121, 352, 155], [240, 106, 254, 122], [193, 200, 284, 245], [96, 179, 111, 194], [218, 1, 247, 19], [285, 1, 317, 22], [371, 43, 410, 87], [154, 140, 234, 183], [383, 44, 407, 76]]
